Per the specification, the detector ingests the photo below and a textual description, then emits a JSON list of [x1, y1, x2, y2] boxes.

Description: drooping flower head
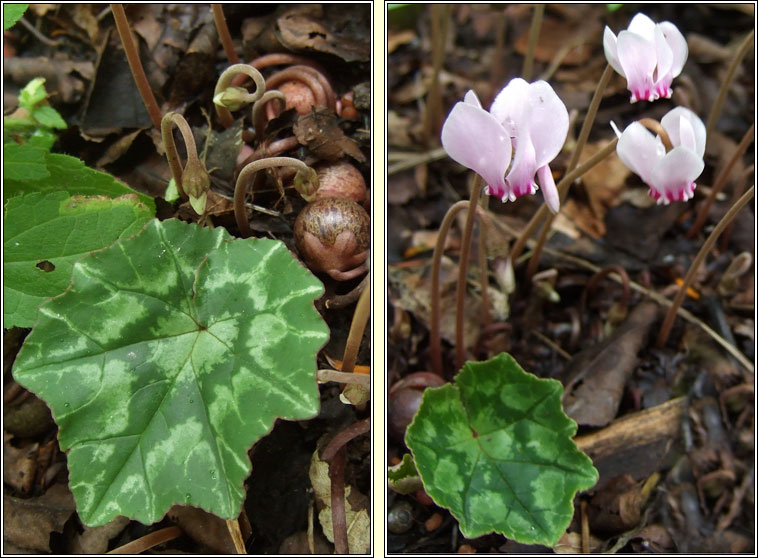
[[612, 107, 705, 204], [604, 13, 688, 103], [441, 79, 568, 213]]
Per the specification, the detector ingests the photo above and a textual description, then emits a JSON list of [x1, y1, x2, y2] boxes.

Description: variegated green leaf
[[405, 353, 598, 546], [3, 192, 153, 328], [12, 219, 329, 526]]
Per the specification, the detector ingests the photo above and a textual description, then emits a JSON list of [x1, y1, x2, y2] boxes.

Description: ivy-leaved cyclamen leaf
[[12, 219, 329, 526], [405, 353, 598, 546]]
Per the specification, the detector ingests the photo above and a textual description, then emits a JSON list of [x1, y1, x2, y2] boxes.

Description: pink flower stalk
[[441, 79, 568, 213], [603, 13, 688, 103], [612, 107, 705, 204]]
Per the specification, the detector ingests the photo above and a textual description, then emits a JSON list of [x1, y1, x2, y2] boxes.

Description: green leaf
[[12, 219, 329, 526], [405, 353, 598, 546], [3, 192, 153, 328], [388, 453, 423, 495], [4, 152, 155, 210], [4, 3, 28, 30], [3, 142, 50, 181], [32, 106, 67, 129]]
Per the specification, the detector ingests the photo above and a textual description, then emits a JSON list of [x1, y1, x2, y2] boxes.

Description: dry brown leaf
[[69, 515, 130, 554], [294, 109, 366, 163], [514, 17, 601, 65], [167, 505, 237, 554], [3, 483, 75, 553]]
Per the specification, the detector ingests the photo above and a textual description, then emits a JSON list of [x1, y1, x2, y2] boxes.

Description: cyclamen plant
[[402, 6, 754, 550]]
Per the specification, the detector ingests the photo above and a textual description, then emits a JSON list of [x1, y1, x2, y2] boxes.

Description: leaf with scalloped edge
[[12, 219, 329, 526], [4, 191, 153, 328], [405, 353, 598, 546]]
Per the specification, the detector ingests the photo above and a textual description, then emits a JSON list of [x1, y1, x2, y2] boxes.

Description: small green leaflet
[[12, 219, 329, 526], [387, 453, 422, 495], [405, 353, 598, 546], [3, 192, 153, 328], [4, 152, 155, 210]]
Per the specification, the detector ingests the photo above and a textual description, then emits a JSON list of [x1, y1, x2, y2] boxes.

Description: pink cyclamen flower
[[441, 79, 568, 213], [603, 13, 688, 103], [612, 107, 705, 204]]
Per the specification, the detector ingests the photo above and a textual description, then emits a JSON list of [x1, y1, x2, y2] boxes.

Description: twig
[[225, 519, 246, 554], [657, 185, 754, 349], [18, 17, 61, 47], [108, 526, 182, 554]]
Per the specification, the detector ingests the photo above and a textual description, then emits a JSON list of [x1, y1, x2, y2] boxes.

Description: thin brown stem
[[512, 64, 614, 265], [521, 4, 544, 81], [705, 30, 754, 143], [321, 418, 371, 462], [329, 448, 348, 554], [212, 5, 239, 65], [519, 137, 618, 274], [478, 213, 491, 329], [657, 185, 754, 349], [225, 519, 246, 554], [688, 122, 754, 238], [108, 526, 182, 554], [638, 117, 674, 152], [234, 157, 314, 237], [455, 176, 485, 370], [111, 4, 162, 130], [422, 4, 450, 146], [214, 64, 266, 128], [317, 369, 371, 387], [341, 280, 371, 373], [721, 164, 754, 250]]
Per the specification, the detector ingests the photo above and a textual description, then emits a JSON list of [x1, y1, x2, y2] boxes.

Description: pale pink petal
[[490, 77, 530, 135], [653, 26, 674, 98], [659, 21, 688, 77], [537, 165, 560, 213], [650, 147, 704, 203], [504, 136, 538, 200], [617, 31, 657, 102], [441, 101, 512, 194], [626, 13, 657, 41], [526, 81, 569, 168], [463, 89, 483, 108], [661, 107, 706, 157], [603, 26, 625, 76], [617, 121, 663, 184]]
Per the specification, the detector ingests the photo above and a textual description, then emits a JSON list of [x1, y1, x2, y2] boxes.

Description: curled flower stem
[[687, 121, 754, 238], [161, 112, 202, 200], [512, 64, 614, 266], [638, 117, 674, 152], [325, 274, 368, 309], [657, 185, 754, 349], [248, 53, 330, 78], [214, 64, 266, 128], [111, 4, 163, 130], [211, 4, 239, 65], [234, 157, 313, 237], [705, 29, 754, 143], [321, 418, 371, 462], [341, 280, 370, 374], [252, 90, 286, 139], [265, 65, 334, 115], [522, 3, 544, 81]]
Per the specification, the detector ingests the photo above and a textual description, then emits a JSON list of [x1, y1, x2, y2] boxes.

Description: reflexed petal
[[603, 26, 625, 76], [526, 81, 569, 168], [441, 101, 512, 193], [617, 31, 657, 101], [650, 147, 704, 202], [490, 77, 530, 135], [659, 21, 688, 77], [661, 107, 706, 157], [617, 122, 663, 184], [626, 12, 657, 41], [537, 165, 560, 213]]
